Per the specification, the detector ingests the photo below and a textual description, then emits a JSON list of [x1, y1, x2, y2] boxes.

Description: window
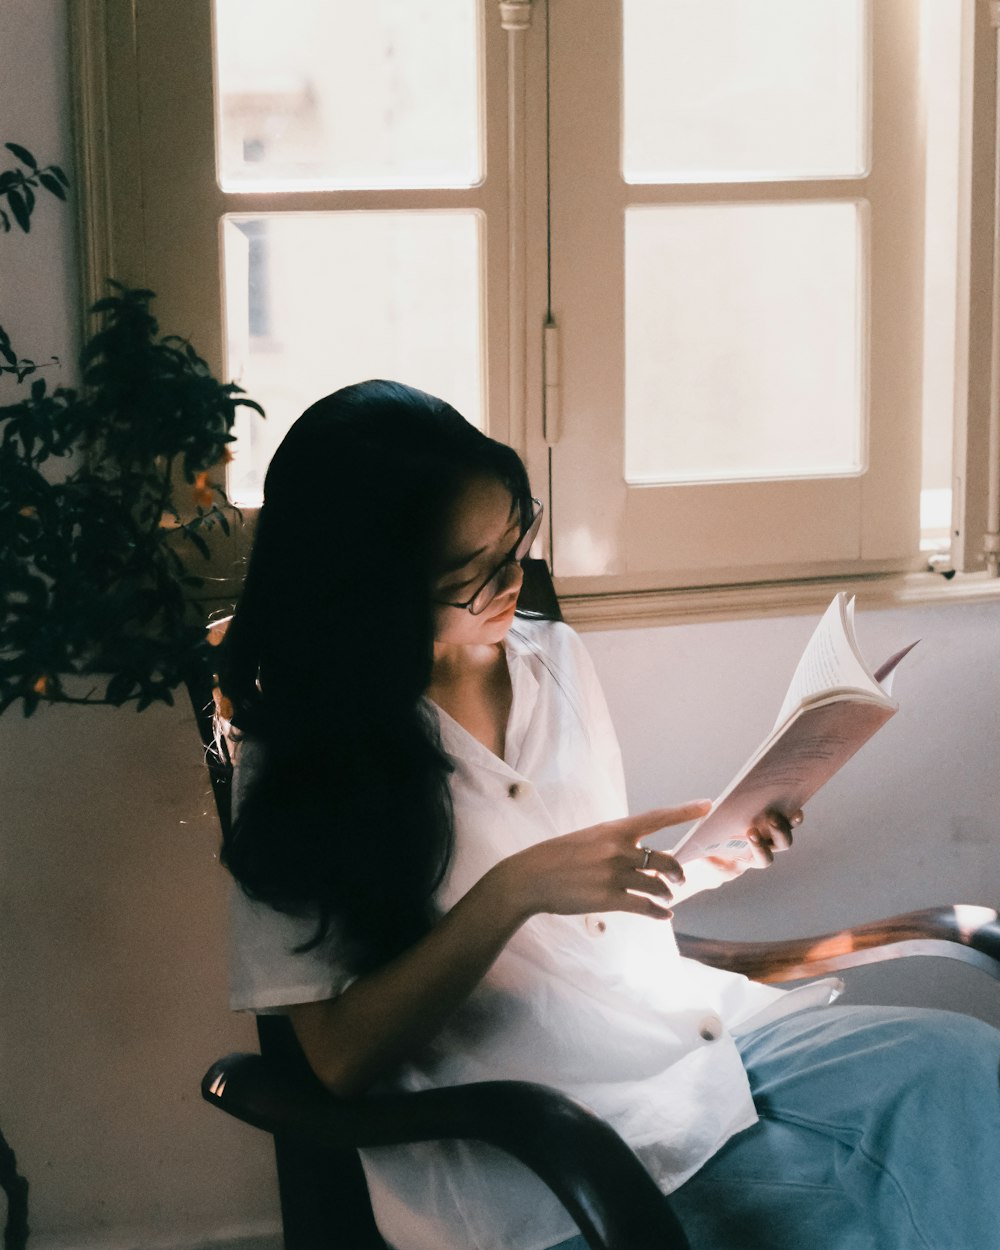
[[73, 0, 1000, 617], [213, 0, 491, 502]]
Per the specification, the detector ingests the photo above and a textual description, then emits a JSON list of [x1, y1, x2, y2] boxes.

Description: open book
[[671, 594, 917, 866]]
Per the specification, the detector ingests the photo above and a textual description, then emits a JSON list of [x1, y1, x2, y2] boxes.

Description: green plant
[[1, 142, 69, 382], [0, 141, 68, 234], [1, 146, 263, 716]]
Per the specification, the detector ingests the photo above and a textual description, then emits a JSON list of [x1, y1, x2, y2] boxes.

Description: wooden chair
[[191, 562, 1000, 1250]]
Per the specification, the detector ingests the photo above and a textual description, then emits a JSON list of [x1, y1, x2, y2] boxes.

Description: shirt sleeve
[[229, 885, 357, 1014], [228, 738, 357, 1014]]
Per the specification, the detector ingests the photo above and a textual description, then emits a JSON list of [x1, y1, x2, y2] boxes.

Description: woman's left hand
[[666, 808, 801, 906]]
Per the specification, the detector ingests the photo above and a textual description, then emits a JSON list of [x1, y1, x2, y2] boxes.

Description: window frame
[[547, 0, 926, 593], [70, 0, 1000, 629]]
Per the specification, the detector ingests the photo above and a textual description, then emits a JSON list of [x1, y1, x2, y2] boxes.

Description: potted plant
[[0, 144, 263, 718]]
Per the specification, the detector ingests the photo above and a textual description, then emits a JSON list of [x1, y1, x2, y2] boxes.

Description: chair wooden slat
[[674, 905, 1000, 983]]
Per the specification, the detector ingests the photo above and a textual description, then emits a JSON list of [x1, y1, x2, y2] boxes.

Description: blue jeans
[[548, 1005, 1000, 1250]]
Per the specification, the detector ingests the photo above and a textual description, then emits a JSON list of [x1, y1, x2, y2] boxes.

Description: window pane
[[623, 0, 868, 183], [214, 0, 481, 189], [224, 212, 483, 504], [625, 203, 864, 483]]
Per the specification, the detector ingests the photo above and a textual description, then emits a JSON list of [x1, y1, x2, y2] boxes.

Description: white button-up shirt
[[230, 619, 836, 1250]]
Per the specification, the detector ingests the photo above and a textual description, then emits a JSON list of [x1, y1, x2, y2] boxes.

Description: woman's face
[[432, 474, 525, 647]]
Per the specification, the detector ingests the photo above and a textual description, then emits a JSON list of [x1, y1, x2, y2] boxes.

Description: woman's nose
[[497, 559, 524, 600]]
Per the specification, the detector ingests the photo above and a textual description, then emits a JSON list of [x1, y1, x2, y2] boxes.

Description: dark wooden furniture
[[191, 566, 1000, 1249]]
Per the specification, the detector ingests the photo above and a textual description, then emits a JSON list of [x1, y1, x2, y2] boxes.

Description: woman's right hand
[[492, 801, 712, 923], [292, 801, 709, 1097]]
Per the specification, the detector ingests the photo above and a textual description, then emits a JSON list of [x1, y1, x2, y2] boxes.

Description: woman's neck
[[431, 639, 502, 678], [427, 642, 512, 759]]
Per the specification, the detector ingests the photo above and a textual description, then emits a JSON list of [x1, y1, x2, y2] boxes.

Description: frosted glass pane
[[214, 0, 481, 189], [623, 0, 868, 182], [625, 203, 864, 484], [224, 212, 483, 504]]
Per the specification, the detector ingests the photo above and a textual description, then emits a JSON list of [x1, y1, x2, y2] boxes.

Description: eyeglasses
[[434, 498, 544, 616]]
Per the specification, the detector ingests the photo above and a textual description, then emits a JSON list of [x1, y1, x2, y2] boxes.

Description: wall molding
[[564, 569, 1000, 631]]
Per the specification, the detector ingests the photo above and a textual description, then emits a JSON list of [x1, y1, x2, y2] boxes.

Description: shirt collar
[[426, 620, 542, 777]]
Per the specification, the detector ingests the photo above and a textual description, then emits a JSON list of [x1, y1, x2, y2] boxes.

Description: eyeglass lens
[[468, 503, 544, 615]]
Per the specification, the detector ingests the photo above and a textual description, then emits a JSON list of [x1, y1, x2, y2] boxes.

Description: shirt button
[[585, 915, 607, 936], [507, 783, 521, 798], [698, 1014, 723, 1042]]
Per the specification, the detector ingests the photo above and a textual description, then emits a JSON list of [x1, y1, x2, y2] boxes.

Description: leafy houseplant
[[0, 140, 68, 234], [1, 144, 263, 717]]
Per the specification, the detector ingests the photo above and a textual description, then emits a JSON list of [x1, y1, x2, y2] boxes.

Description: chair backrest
[[518, 556, 564, 621]]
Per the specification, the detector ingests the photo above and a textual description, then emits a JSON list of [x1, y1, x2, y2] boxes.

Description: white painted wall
[[3, 3, 999, 1246], [0, 700, 280, 1249]]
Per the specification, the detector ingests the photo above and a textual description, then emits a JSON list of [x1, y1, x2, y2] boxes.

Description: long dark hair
[[220, 380, 532, 973]]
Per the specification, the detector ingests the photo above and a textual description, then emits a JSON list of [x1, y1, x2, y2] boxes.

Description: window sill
[[561, 569, 1000, 632]]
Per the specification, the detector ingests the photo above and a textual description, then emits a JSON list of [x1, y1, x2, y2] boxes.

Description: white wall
[[3, 3, 999, 1246], [0, 701, 281, 1249]]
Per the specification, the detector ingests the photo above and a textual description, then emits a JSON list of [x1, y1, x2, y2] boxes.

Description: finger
[[636, 847, 685, 884], [755, 809, 794, 851], [770, 826, 793, 852], [790, 809, 804, 827], [619, 865, 675, 902], [746, 829, 775, 867], [621, 890, 674, 921], [762, 817, 793, 852], [618, 801, 712, 841]]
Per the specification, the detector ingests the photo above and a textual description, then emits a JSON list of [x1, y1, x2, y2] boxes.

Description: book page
[[773, 595, 883, 728], [874, 639, 920, 695], [671, 698, 896, 865], [670, 595, 915, 870]]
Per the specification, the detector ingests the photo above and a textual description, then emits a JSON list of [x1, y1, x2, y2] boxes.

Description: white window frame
[[70, 0, 1000, 627], [548, 0, 921, 590]]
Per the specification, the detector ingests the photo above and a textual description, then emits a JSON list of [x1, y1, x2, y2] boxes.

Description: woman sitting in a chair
[[221, 379, 1000, 1250]]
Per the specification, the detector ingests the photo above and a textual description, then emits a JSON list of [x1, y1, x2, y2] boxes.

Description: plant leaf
[[38, 172, 67, 201], [105, 671, 138, 706], [183, 527, 210, 560], [5, 142, 38, 169], [6, 187, 30, 233]]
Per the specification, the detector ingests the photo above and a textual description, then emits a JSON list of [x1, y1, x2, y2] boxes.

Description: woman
[[222, 380, 1000, 1250]]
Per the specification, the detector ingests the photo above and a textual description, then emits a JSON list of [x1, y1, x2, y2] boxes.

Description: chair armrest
[[675, 905, 1000, 983], [202, 1055, 690, 1250]]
